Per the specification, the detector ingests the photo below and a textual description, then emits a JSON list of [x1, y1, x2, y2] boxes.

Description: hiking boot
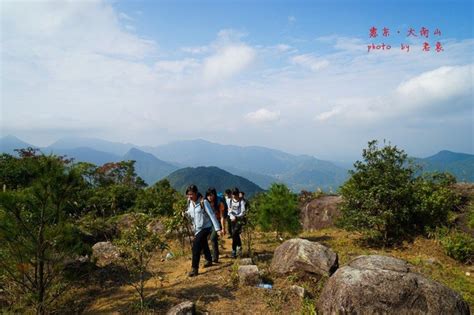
[[203, 260, 213, 268], [212, 258, 219, 263], [188, 268, 198, 277], [231, 250, 237, 259]]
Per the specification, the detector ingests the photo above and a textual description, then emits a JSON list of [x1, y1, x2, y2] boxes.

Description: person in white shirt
[[224, 189, 233, 239], [185, 185, 222, 277], [228, 187, 246, 258]]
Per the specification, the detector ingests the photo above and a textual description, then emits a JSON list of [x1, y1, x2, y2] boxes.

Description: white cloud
[[290, 54, 329, 71], [1, 0, 472, 158], [315, 107, 343, 121], [202, 44, 256, 82], [396, 64, 473, 110], [1, 0, 156, 59], [119, 12, 134, 21], [245, 109, 280, 123], [155, 58, 200, 73], [181, 46, 210, 54]]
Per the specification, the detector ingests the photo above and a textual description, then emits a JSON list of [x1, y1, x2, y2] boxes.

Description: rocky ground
[[54, 226, 474, 314]]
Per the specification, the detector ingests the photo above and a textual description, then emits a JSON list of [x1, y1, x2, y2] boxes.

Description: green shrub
[[254, 183, 301, 239], [436, 227, 474, 264], [338, 140, 460, 246], [468, 202, 474, 229]]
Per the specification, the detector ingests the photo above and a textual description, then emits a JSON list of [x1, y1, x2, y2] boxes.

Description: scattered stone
[[318, 255, 470, 315], [255, 253, 272, 262], [166, 252, 174, 260], [300, 195, 342, 230], [271, 238, 338, 277], [466, 272, 471, 277], [290, 285, 308, 298], [91, 241, 120, 267], [238, 265, 260, 286], [166, 300, 195, 315], [239, 258, 253, 265], [147, 219, 165, 234]]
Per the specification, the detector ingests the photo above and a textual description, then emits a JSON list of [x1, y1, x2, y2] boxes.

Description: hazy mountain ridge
[[2, 135, 472, 191], [123, 148, 178, 185], [413, 150, 474, 182], [166, 166, 263, 197]]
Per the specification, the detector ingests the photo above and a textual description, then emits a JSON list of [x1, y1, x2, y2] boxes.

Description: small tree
[[135, 179, 178, 217], [115, 213, 167, 310], [164, 196, 192, 254], [338, 140, 416, 245], [338, 140, 459, 246], [0, 153, 85, 314], [242, 196, 258, 257], [255, 183, 301, 239]]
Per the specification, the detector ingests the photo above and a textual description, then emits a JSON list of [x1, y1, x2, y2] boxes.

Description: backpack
[[217, 193, 228, 218]]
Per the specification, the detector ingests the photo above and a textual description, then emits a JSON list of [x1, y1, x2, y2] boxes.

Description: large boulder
[[271, 238, 338, 277], [91, 241, 120, 267], [318, 255, 470, 315], [300, 195, 342, 230]]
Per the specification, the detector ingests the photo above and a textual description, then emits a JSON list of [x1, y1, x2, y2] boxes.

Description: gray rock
[[238, 265, 260, 286], [166, 300, 195, 315], [290, 285, 308, 298], [239, 258, 254, 266], [147, 219, 165, 234], [318, 255, 470, 315], [91, 241, 120, 267], [271, 238, 338, 277], [300, 195, 342, 230]]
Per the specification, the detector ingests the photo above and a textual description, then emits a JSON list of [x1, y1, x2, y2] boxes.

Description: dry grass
[[50, 228, 474, 314]]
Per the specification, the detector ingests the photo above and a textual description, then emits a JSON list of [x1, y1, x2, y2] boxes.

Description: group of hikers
[[184, 185, 247, 277]]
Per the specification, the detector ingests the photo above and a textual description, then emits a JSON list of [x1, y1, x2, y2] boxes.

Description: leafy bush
[[135, 179, 179, 216], [468, 202, 474, 230], [115, 213, 167, 310], [436, 227, 474, 264], [254, 183, 301, 239], [338, 140, 460, 246]]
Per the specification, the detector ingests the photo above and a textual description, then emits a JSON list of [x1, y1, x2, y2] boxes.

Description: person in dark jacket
[[205, 187, 226, 263]]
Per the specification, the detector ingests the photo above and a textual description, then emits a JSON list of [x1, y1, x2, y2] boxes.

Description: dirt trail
[[83, 234, 292, 314]]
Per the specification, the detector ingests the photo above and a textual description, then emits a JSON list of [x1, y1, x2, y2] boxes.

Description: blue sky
[[1, 0, 473, 162]]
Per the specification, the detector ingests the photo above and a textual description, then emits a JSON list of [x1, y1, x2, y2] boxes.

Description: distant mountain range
[[1, 135, 473, 191], [413, 150, 474, 182], [166, 166, 263, 197], [123, 148, 178, 185]]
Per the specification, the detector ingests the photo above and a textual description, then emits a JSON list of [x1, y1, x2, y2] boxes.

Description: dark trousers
[[231, 220, 242, 251], [192, 227, 212, 269], [227, 216, 233, 235], [210, 229, 219, 262]]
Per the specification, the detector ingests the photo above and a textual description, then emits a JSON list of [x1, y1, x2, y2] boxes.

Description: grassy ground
[[49, 227, 473, 314], [2, 227, 468, 313]]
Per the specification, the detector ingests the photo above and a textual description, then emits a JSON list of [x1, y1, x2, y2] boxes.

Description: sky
[[1, 0, 473, 162]]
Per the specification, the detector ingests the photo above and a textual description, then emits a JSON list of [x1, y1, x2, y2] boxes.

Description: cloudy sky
[[1, 0, 473, 162]]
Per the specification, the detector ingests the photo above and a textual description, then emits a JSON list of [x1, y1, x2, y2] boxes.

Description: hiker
[[206, 188, 227, 263], [224, 189, 233, 239], [185, 185, 222, 277], [229, 187, 246, 258]]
